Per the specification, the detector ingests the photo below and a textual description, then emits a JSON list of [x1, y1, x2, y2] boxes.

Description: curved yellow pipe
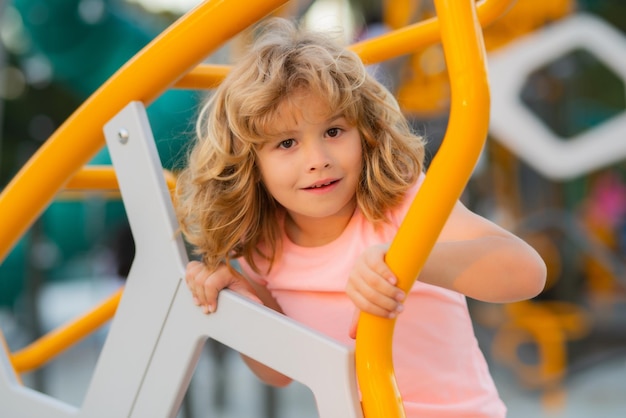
[[167, 0, 514, 91], [351, 0, 513, 65], [0, 0, 289, 263], [355, 0, 492, 416], [11, 288, 123, 373]]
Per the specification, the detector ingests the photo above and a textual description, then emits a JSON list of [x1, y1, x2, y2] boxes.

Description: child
[[175, 17, 546, 417]]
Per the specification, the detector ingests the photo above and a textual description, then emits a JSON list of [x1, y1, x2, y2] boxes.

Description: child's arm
[[346, 200, 547, 321], [185, 261, 292, 387], [420, 201, 547, 302]]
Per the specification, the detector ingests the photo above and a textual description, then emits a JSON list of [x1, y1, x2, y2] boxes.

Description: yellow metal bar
[[383, 0, 419, 29], [64, 166, 122, 190], [173, 64, 230, 89], [65, 166, 176, 191], [11, 288, 123, 373], [356, 0, 493, 415], [167, 0, 514, 92], [0, 0, 289, 263], [350, 0, 514, 65]]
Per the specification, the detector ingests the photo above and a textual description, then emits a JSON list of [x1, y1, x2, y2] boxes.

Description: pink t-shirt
[[239, 175, 506, 417]]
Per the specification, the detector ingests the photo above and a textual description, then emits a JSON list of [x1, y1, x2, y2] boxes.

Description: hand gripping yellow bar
[[355, 0, 494, 416]]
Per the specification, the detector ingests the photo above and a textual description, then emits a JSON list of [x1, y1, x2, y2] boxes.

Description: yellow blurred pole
[[0, 0, 288, 263], [174, 64, 231, 89], [65, 166, 176, 191], [350, 0, 514, 65], [383, 0, 418, 29], [167, 1, 516, 91], [355, 0, 492, 415], [11, 288, 123, 373], [64, 166, 124, 191]]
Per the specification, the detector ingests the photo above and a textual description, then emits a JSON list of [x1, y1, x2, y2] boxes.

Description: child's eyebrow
[[260, 129, 296, 143], [267, 127, 297, 138], [326, 113, 346, 124], [261, 112, 349, 140], [269, 114, 346, 136]]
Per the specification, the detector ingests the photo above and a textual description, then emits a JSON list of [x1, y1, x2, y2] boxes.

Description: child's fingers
[[348, 288, 403, 319], [184, 260, 204, 289], [352, 262, 405, 301], [185, 261, 263, 314], [347, 271, 403, 317], [185, 261, 205, 304], [197, 274, 220, 314], [361, 245, 393, 277], [185, 261, 226, 312]]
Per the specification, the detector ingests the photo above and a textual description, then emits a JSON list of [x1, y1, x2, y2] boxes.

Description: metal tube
[[355, 0, 494, 415]]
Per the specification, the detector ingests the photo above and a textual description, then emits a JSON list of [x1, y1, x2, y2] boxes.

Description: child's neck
[[284, 209, 355, 247]]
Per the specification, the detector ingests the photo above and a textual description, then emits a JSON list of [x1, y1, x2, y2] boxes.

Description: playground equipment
[[489, 12, 626, 181], [0, 0, 511, 416], [0, 0, 201, 308], [472, 8, 626, 404], [392, 0, 574, 115]]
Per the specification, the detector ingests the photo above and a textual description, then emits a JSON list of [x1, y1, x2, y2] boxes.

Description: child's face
[[256, 90, 363, 233]]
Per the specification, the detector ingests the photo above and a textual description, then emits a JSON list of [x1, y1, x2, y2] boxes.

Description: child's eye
[[327, 127, 341, 137], [278, 139, 295, 149]]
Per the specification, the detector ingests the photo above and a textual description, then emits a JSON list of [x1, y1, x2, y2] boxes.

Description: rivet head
[[118, 128, 129, 144]]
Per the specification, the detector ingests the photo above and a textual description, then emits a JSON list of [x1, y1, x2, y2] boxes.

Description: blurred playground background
[[1, 0, 626, 417]]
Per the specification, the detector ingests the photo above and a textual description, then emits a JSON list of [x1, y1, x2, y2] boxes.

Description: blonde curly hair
[[175, 17, 425, 275]]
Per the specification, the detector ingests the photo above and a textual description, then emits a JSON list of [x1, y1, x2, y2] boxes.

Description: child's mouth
[[305, 180, 338, 190]]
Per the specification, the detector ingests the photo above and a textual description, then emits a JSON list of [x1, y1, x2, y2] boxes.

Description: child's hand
[[346, 244, 405, 323], [185, 260, 260, 314]]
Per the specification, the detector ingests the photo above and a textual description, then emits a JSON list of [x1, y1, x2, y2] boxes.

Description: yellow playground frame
[[0, 0, 515, 416]]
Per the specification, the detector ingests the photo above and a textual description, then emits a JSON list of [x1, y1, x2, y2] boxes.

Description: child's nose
[[309, 161, 331, 171], [307, 143, 331, 171]]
